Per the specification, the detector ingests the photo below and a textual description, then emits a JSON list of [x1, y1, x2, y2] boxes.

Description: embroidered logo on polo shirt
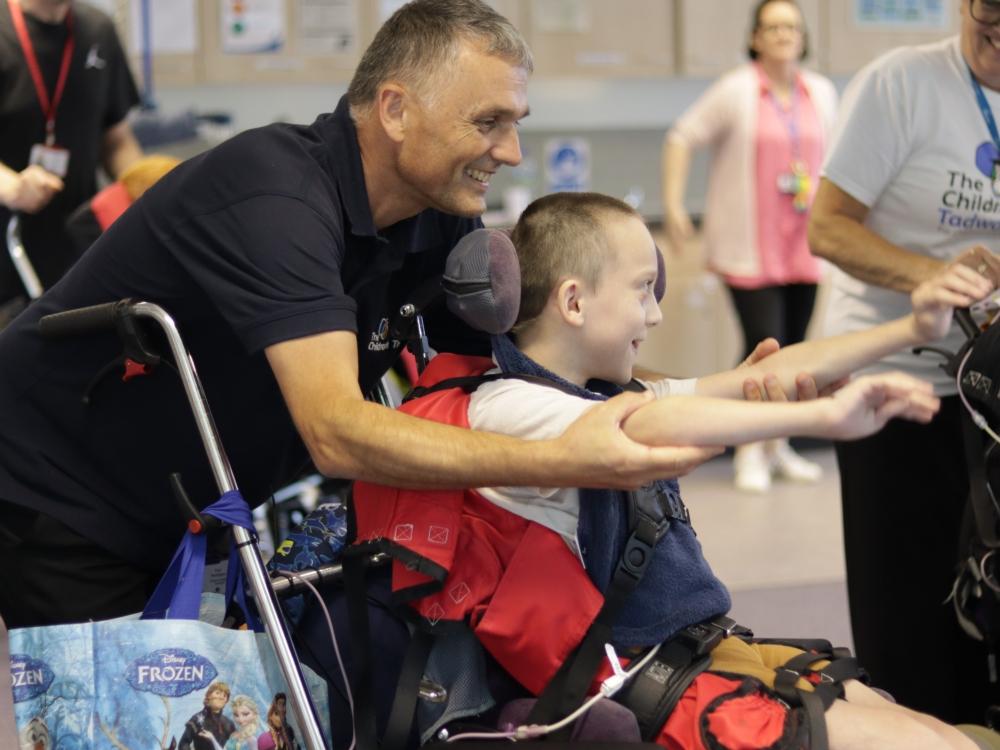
[[367, 317, 401, 353]]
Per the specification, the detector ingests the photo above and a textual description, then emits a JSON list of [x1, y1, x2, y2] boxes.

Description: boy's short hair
[[347, 0, 532, 119], [511, 192, 640, 332]]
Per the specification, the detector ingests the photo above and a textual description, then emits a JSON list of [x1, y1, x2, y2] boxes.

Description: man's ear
[[554, 278, 586, 328], [376, 83, 408, 144]]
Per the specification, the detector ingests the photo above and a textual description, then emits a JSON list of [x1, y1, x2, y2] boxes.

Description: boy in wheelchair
[[300, 191, 997, 750]]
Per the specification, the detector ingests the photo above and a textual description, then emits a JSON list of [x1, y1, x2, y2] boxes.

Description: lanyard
[[7, 0, 74, 145], [765, 81, 802, 163], [971, 66, 1000, 176]]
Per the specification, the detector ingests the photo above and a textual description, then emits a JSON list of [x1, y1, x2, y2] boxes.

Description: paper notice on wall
[[544, 138, 591, 193], [222, 0, 286, 54], [297, 0, 358, 55], [853, 0, 949, 29], [534, 0, 591, 33], [129, 0, 198, 55]]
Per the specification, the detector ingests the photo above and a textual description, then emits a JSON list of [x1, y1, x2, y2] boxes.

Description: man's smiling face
[[395, 40, 529, 218]]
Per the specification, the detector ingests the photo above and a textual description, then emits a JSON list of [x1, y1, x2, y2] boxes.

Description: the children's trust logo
[[975, 141, 1000, 197], [937, 145, 1000, 230], [126, 648, 218, 698], [367, 316, 401, 353]]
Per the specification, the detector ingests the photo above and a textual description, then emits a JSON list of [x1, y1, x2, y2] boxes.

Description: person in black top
[[0, 0, 142, 322], [0, 0, 745, 628]]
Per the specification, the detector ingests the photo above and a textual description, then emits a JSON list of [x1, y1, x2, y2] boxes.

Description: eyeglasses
[[971, 0, 1000, 27], [757, 22, 803, 35]]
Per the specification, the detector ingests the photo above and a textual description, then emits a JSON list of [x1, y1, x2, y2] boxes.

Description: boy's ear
[[376, 83, 408, 144], [554, 278, 586, 328]]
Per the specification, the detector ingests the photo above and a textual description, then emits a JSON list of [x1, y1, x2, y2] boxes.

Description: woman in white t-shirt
[[662, 0, 838, 493]]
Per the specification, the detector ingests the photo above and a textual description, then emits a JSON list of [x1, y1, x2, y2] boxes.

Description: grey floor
[[683, 446, 855, 650]]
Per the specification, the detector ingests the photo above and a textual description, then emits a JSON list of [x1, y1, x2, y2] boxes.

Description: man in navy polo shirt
[[0, 0, 725, 627]]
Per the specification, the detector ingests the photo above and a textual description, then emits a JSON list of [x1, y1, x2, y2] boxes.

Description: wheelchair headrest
[[443, 228, 666, 334]]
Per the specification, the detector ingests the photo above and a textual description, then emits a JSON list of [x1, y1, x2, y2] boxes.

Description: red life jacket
[[352, 353, 604, 695]]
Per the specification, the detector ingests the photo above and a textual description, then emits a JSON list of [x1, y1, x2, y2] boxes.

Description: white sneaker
[[734, 442, 771, 493], [768, 439, 823, 483]]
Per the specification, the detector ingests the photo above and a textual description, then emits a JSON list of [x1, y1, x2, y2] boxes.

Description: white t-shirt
[[822, 37, 1000, 394], [466, 372, 697, 554]]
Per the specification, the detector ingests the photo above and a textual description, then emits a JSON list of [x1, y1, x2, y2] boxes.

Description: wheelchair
[[40, 230, 1000, 750]]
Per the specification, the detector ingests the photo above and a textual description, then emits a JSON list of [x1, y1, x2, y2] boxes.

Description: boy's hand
[[823, 372, 938, 440], [911, 247, 999, 341], [559, 390, 723, 487]]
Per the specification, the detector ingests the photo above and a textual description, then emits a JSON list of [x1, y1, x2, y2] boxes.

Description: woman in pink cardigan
[[662, 0, 838, 493]]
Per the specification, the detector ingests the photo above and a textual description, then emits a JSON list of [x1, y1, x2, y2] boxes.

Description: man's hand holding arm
[[267, 331, 721, 490]]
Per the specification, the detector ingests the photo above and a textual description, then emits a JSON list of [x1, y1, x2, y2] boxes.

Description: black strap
[[799, 690, 829, 750], [619, 641, 712, 741], [961, 409, 1000, 548], [771, 646, 865, 750], [343, 547, 379, 750], [381, 629, 435, 750], [525, 515, 663, 737]]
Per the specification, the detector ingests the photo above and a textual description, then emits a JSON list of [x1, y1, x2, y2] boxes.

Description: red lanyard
[[7, 0, 74, 145]]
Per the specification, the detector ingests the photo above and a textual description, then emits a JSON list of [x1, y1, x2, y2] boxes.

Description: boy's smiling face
[[578, 215, 663, 385]]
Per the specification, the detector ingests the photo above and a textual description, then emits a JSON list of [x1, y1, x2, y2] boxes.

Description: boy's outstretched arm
[[622, 372, 939, 447], [691, 258, 996, 400]]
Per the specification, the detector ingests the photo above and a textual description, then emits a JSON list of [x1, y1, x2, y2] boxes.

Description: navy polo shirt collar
[[316, 96, 456, 263], [317, 95, 379, 239]]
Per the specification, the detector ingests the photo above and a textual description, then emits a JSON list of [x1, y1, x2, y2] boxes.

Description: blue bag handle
[[141, 490, 263, 631]]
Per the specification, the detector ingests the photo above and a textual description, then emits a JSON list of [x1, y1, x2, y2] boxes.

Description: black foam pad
[[444, 228, 521, 334]]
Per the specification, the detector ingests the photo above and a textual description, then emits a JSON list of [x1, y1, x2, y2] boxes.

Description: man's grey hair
[[347, 0, 532, 120]]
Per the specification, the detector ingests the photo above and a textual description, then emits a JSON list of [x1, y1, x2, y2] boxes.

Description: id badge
[[29, 143, 69, 178], [776, 172, 798, 195]]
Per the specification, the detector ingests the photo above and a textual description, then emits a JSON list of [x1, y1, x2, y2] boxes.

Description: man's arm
[[266, 330, 722, 490], [807, 178, 944, 293], [0, 161, 62, 213], [100, 119, 143, 179]]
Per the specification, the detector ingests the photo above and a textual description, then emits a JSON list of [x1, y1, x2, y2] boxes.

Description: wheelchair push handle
[[38, 298, 137, 339]]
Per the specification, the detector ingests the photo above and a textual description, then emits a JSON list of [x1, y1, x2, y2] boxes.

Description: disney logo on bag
[[9, 654, 54, 702], [125, 648, 218, 697]]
